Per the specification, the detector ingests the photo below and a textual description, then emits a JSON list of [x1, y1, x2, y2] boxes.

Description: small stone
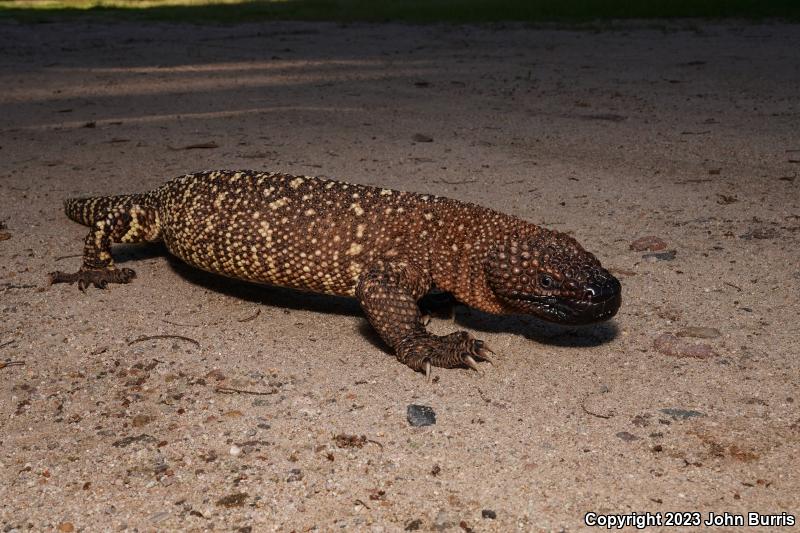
[[659, 408, 705, 420], [412, 133, 434, 143], [229, 445, 242, 457], [677, 326, 721, 339], [407, 404, 436, 427], [642, 250, 677, 261], [0, 231, 11, 241], [629, 236, 667, 252], [149, 511, 169, 523], [57, 523, 75, 533], [216, 492, 248, 508], [481, 509, 497, 519], [615, 431, 641, 442]]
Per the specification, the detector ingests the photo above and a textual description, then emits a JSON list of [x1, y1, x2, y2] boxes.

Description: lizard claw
[[463, 355, 481, 373], [396, 331, 494, 377], [474, 341, 495, 365]]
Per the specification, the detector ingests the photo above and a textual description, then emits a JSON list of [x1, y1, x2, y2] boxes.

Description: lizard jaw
[[502, 286, 621, 325]]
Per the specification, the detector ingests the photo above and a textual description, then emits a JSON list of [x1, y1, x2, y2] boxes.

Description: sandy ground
[[0, 18, 798, 533]]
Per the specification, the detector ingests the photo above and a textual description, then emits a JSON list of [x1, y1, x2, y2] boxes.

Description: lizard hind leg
[[356, 260, 494, 380], [50, 204, 160, 291]]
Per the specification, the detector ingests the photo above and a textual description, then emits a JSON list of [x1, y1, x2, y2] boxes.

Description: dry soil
[[0, 18, 798, 533]]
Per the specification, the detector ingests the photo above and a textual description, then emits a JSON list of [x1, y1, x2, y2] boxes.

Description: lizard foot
[[49, 267, 136, 291], [397, 331, 494, 381]]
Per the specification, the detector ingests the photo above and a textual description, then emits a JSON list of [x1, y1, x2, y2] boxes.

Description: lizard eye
[[539, 274, 555, 289]]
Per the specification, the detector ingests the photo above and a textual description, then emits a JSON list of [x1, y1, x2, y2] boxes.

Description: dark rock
[[412, 133, 433, 143], [615, 431, 641, 442], [407, 404, 436, 427], [481, 510, 497, 519], [642, 250, 677, 261]]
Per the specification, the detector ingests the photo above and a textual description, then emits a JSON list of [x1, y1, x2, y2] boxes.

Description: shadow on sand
[[115, 243, 619, 355]]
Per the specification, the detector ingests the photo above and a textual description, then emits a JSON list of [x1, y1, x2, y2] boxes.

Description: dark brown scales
[[50, 170, 621, 377]]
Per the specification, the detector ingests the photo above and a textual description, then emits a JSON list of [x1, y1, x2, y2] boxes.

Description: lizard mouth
[[506, 291, 621, 325]]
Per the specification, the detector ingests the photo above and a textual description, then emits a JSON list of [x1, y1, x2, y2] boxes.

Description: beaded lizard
[[50, 170, 621, 378]]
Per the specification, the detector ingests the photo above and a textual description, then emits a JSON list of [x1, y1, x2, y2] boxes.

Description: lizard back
[[157, 170, 437, 296]]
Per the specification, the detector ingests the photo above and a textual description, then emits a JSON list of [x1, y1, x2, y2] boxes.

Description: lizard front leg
[[355, 260, 493, 379], [50, 204, 159, 291]]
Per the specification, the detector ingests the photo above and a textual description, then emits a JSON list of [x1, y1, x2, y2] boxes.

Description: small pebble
[[630, 236, 667, 252], [615, 431, 641, 442], [229, 445, 242, 457], [57, 523, 75, 533], [407, 404, 436, 427], [481, 509, 497, 519], [412, 133, 434, 143], [643, 250, 677, 261]]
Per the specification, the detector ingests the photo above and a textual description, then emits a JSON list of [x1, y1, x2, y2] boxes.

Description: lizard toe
[[396, 331, 494, 377]]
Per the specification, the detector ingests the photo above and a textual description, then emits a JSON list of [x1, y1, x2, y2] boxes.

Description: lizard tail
[[64, 194, 141, 227]]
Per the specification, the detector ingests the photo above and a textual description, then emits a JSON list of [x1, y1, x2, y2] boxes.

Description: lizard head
[[485, 230, 621, 324]]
